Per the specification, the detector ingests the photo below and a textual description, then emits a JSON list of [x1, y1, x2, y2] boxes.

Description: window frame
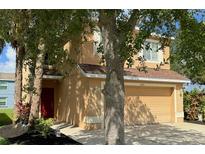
[[0, 97, 7, 107], [142, 39, 162, 63], [0, 81, 8, 90]]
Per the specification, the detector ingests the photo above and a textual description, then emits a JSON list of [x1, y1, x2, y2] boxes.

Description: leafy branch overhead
[[171, 10, 205, 84], [95, 10, 195, 69]]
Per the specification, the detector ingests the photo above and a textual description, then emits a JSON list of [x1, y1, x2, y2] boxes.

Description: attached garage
[[62, 63, 191, 130], [124, 86, 173, 125]]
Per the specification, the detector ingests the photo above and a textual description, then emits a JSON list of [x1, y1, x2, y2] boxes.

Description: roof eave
[[78, 64, 190, 84], [78, 66, 190, 84]]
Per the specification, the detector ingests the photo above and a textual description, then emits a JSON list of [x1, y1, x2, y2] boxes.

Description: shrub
[[15, 101, 31, 125], [31, 118, 54, 138], [184, 89, 205, 121]]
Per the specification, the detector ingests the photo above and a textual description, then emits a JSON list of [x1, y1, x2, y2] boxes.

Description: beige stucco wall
[[55, 68, 86, 126], [63, 34, 171, 70], [55, 76, 184, 129], [54, 69, 103, 129], [77, 41, 171, 70], [79, 41, 102, 65], [176, 84, 184, 122], [81, 78, 103, 129], [63, 34, 101, 66]]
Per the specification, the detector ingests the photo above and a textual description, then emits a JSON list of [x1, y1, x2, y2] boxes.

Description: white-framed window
[[142, 39, 162, 62], [0, 97, 7, 107], [0, 81, 8, 90]]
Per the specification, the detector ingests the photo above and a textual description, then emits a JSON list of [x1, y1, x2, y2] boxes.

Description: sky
[[184, 83, 205, 92], [0, 43, 16, 73]]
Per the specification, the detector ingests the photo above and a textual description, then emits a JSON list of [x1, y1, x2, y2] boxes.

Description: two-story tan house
[[22, 30, 190, 130]]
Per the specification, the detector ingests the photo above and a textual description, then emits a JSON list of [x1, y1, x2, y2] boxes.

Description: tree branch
[[124, 9, 141, 33]]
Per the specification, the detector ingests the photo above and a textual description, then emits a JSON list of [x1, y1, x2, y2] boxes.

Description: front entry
[[41, 88, 54, 119]]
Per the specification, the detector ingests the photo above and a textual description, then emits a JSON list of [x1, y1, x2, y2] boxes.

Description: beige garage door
[[125, 86, 173, 125]]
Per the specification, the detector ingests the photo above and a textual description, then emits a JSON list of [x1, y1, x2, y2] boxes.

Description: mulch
[[0, 125, 82, 145], [7, 130, 82, 145]]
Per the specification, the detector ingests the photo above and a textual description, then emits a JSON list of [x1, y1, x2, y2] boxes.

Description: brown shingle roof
[[79, 63, 189, 82], [0, 73, 15, 81]]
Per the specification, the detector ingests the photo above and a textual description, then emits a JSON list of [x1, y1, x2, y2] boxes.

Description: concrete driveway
[[58, 122, 205, 145]]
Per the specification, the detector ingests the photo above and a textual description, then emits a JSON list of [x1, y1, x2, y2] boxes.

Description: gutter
[[43, 75, 63, 80], [77, 65, 190, 84], [0, 79, 15, 81]]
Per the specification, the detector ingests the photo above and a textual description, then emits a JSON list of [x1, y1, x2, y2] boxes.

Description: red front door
[[41, 88, 54, 119]]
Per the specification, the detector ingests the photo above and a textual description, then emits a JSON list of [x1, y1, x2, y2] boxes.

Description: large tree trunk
[[13, 46, 24, 123], [100, 11, 125, 145], [29, 41, 45, 124]]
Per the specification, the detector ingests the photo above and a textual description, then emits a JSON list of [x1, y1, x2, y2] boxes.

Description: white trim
[[0, 97, 7, 106], [78, 66, 190, 84], [174, 85, 177, 123], [78, 65, 190, 84], [145, 60, 161, 64], [124, 76, 190, 84], [84, 116, 103, 124], [125, 82, 176, 87], [0, 81, 8, 90], [43, 75, 63, 80], [145, 38, 159, 43], [176, 112, 184, 118], [0, 79, 15, 81], [100, 82, 105, 128]]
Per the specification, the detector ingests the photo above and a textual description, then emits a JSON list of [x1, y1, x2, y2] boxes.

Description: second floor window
[[0, 81, 7, 90], [143, 40, 160, 62]]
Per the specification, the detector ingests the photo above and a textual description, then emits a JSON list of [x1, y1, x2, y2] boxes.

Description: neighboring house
[[22, 30, 190, 130], [0, 73, 15, 109]]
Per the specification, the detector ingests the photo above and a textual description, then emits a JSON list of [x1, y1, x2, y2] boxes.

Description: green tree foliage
[[184, 89, 205, 121], [0, 10, 90, 124], [24, 10, 90, 67], [171, 10, 205, 84]]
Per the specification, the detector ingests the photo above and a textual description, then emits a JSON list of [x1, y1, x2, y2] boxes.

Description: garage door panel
[[125, 86, 173, 125], [125, 87, 173, 96]]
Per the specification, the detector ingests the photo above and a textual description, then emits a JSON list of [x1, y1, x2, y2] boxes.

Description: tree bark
[[100, 11, 125, 145], [13, 46, 24, 123], [29, 41, 45, 124]]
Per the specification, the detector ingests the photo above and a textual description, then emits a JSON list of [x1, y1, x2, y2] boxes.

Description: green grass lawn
[[0, 108, 13, 127]]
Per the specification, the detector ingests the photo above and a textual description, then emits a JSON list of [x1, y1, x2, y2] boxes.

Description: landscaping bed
[[0, 128, 81, 145], [0, 118, 82, 145]]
